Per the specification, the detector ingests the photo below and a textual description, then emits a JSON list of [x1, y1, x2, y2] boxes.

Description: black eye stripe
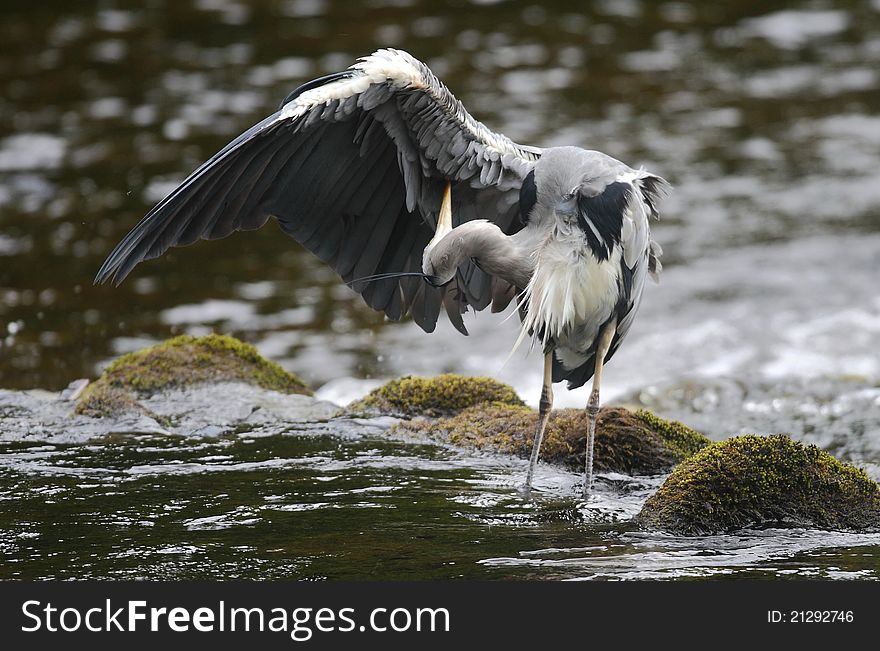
[[519, 169, 537, 224]]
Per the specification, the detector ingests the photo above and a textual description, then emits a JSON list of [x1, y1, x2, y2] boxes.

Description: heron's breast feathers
[[515, 237, 623, 353]]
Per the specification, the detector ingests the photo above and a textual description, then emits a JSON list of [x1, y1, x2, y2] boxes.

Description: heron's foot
[[525, 351, 554, 498], [522, 463, 540, 493], [525, 454, 539, 490], [518, 482, 535, 496], [583, 388, 601, 499]]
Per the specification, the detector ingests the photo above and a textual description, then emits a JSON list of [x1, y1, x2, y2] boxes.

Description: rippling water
[[1, 0, 879, 579], [3, 424, 878, 580]]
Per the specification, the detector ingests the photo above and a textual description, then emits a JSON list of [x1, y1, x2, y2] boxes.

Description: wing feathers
[[97, 48, 542, 333]]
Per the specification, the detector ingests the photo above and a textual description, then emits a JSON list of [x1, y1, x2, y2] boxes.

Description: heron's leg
[[525, 350, 554, 489], [583, 318, 617, 499]]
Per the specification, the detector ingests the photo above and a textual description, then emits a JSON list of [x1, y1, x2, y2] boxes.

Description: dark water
[[4, 423, 878, 580], [2, 0, 879, 579]]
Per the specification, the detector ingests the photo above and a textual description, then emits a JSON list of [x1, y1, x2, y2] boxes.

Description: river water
[[1, 0, 879, 579]]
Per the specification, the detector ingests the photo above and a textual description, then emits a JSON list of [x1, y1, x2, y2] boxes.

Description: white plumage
[[516, 222, 623, 354]]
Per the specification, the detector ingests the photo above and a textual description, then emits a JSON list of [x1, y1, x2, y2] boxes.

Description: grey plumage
[[96, 48, 668, 497], [422, 146, 667, 390], [97, 48, 538, 335]]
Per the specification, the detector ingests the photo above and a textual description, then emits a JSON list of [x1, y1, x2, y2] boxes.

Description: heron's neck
[[422, 220, 531, 288]]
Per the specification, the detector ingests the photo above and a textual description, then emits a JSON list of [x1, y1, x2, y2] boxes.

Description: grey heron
[[96, 49, 668, 498]]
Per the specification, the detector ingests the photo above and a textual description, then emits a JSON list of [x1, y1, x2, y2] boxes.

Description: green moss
[[73, 383, 172, 426], [75, 384, 145, 418], [100, 334, 310, 395], [346, 374, 523, 417], [394, 404, 710, 475], [638, 435, 880, 534], [76, 334, 311, 417], [635, 409, 707, 459]]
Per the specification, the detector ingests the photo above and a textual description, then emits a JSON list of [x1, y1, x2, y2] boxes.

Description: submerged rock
[[1, 388, 170, 443], [395, 403, 710, 475], [345, 373, 524, 417], [1, 381, 337, 443], [638, 435, 880, 535], [76, 334, 311, 418], [0, 334, 336, 441]]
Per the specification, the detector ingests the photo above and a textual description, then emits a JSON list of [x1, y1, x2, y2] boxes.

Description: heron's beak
[[421, 181, 456, 286], [427, 181, 453, 249]]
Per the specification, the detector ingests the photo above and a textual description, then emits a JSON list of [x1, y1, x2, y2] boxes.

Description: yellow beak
[[428, 181, 453, 248]]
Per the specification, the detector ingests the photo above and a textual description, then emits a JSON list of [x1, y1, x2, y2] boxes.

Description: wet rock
[[628, 376, 880, 461], [0, 388, 169, 443], [0, 335, 336, 442], [75, 333, 311, 418], [139, 382, 336, 435], [344, 373, 524, 417], [638, 435, 880, 535], [0, 382, 338, 443], [75, 384, 164, 423], [394, 403, 710, 475], [59, 378, 90, 401]]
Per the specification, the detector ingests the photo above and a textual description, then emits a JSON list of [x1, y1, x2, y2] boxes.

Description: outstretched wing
[[553, 171, 668, 389], [96, 48, 541, 334]]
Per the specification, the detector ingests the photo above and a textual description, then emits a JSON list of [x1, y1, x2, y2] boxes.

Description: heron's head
[[421, 237, 455, 287]]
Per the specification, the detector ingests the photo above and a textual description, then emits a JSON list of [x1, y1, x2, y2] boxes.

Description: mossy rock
[[346, 374, 524, 417], [638, 435, 880, 535], [75, 334, 310, 418], [395, 404, 710, 475], [75, 384, 158, 420]]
